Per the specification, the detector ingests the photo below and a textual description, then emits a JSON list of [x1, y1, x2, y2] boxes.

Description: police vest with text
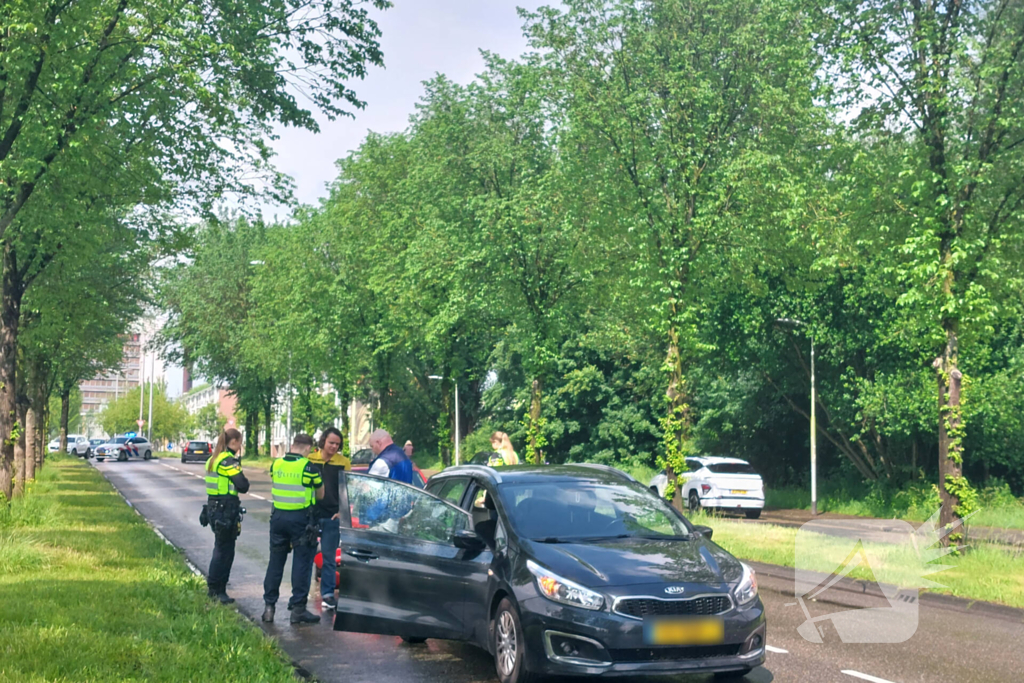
[[271, 457, 315, 510]]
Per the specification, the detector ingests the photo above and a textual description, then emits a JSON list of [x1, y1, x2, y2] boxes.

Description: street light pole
[[776, 318, 818, 516], [147, 354, 155, 442]]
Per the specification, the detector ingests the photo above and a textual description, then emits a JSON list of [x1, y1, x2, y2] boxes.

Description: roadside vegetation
[[0, 457, 297, 682], [693, 511, 1024, 609]]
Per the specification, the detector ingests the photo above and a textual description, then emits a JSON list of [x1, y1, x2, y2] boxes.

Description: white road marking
[[842, 670, 897, 683], [765, 645, 788, 654], [249, 493, 266, 500]]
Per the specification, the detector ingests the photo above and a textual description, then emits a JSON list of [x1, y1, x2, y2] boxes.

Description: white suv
[[47, 434, 91, 457], [649, 456, 765, 519]]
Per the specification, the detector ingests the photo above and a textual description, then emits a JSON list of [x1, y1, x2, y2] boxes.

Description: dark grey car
[[332, 465, 765, 683]]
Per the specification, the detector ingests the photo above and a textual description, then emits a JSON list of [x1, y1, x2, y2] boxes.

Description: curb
[[748, 559, 1024, 623]]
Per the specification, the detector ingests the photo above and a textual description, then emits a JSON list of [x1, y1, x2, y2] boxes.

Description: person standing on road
[[306, 427, 350, 611], [367, 429, 413, 483], [262, 433, 324, 625], [203, 427, 249, 604], [403, 440, 414, 458]]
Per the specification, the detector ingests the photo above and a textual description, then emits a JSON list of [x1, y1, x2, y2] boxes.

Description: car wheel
[[714, 667, 753, 680], [143, 450, 151, 460], [118, 451, 127, 462], [744, 509, 761, 520], [492, 598, 535, 683], [688, 490, 702, 512], [401, 636, 427, 644]]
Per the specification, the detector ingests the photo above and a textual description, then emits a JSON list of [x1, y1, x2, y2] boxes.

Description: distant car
[[350, 447, 426, 488], [181, 440, 212, 464], [89, 438, 106, 450], [48, 434, 91, 457], [94, 436, 154, 462], [650, 457, 765, 519]]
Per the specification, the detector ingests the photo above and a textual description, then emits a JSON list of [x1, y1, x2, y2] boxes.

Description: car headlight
[[527, 560, 604, 611], [734, 563, 758, 606]]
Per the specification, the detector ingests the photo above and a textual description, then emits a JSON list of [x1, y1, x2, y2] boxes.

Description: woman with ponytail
[[203, 427, 249, 603]]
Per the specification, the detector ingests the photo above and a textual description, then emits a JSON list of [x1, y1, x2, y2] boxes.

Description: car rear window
[[706, 463, 758, 475], [351, 448, 374, 465], [189, 441, 209, 448]]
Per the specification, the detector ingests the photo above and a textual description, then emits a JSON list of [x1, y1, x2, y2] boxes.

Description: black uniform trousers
[[207, 497, 241, 593], [262, 507, 316, 610]]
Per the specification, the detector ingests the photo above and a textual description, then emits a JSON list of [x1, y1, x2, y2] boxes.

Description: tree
[[194, 404, 227, 442], [824, 0, 1024, 541], [525, 0, 823, 505], [0, 0, 390, 500], [100, 383, 189, 444]]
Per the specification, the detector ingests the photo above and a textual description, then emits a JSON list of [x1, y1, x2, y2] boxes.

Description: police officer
[[262, 434, 324, 625], [203, 427, 249, 604]]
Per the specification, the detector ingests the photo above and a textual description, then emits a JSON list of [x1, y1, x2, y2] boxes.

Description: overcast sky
[[166, 1, 549, 396], [261, 0, 549, 218]]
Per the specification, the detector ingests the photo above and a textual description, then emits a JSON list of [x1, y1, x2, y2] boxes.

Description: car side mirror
[[452, 529, 486, 551], [692, 525, 713, 541]]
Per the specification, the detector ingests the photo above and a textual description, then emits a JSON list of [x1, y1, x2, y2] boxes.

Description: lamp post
[[776, 318, 817, 516], [428, 375, 460, 466]]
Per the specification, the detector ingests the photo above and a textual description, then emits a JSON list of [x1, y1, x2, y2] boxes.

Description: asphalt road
[[93, 457, 1024, 683]]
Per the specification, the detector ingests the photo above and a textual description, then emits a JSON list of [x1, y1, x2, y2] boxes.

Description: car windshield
[[706, 462, 758, 475], [113, 437, 129, 444], [498, 480, 691, 541]]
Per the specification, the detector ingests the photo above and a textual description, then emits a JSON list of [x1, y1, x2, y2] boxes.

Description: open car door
[[334, 473, 492, 641]]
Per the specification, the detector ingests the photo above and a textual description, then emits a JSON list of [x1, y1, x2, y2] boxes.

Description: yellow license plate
[[731, 490, 747, 495], [644, 618, 724, 645]]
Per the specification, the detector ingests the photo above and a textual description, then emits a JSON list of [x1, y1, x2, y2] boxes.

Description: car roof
[[691, 456, 750, 465], [430, 463, 638, 487]]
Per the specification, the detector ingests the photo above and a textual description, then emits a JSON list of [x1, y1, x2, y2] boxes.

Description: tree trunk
[[13, 401, 26, 498], [935, 328, 963, 547], [245, 408, 256, 458], [528, 378, 542, 464], [0, 246, 23, 503], [264, 392, 273, 459], [664, 338, 688, 513], [25, 401, 37, 483], [59, 388, 71, 455], [35, 401, 46, 471]]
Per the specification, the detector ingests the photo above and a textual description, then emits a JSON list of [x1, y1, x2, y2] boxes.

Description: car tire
[[401, 636, 427, 644], [714, 667, 753, 680], [118, 451, 127, 462], [688, 490, 702, 512], [143, 450, 151, 460], [744, 509, 761, 520], [492, 598, 535, 683]]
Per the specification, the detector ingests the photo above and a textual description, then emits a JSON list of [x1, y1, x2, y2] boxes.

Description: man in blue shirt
[[367, 429, 413, 484]]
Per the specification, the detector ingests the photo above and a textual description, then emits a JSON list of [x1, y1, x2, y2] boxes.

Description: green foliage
[[99, 384, 190, 443], [194, 404, 227, 441]]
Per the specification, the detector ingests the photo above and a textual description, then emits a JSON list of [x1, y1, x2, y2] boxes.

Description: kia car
[[649, 457, 765, 519], [332, 465, 765, 682]]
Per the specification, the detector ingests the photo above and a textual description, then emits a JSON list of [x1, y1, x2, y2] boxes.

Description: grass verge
[[690, 510, 1024, 609], [0, 457, 297, 682]]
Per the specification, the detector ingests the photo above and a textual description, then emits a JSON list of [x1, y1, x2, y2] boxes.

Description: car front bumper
[[518, 594, 766, 677]]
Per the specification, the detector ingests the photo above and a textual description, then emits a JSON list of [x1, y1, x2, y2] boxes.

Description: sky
[[166, 1, 549, 397], [262, 0, 549, 218]]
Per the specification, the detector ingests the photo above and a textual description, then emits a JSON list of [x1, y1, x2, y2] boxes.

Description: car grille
[[614, 595, 733, 619], [608, 644, 741, 662]]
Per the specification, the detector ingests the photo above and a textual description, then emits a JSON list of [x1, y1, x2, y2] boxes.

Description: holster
[[301, 509, 320, 548], [208, 500, 242, 540]]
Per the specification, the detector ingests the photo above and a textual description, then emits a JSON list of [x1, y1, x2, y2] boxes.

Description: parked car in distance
[[181, 440, 212, 464], [649, 457, 765, 519], [94, 436, 154, 462], [48, 434, 91, 457], [350, 447, 426, 488], [332, 464, 765, 683]]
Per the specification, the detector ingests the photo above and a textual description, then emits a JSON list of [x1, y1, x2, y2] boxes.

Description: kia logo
[[664, 586, 685, 595]]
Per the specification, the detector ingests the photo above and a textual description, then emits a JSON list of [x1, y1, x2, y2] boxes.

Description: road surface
[[93, 458, 1024, 683]]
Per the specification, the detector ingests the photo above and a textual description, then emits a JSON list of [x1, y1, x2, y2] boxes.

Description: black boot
[[262, 604, 276, 622], [289, 607, 320, 624], [217, 592, 235, 604]]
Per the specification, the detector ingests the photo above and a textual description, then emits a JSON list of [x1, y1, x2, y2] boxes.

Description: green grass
[[690, 510, 1024, 608], [0, 457, 298, 682]]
